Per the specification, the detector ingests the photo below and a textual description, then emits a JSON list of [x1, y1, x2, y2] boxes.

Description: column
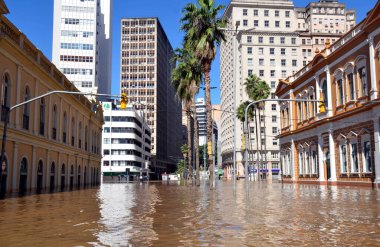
[[373, 117, 380, 185], [30, 146, 36, 190], [291, 138, 296, 181], [289, 89, 294, 131], [15, 65, 22, 128], [45, 149, 50, 189], [58, 98, 62, 142], [47, 95, 52, 139], [11, 142, 18, 192], [328, 128, 337, 181], [318, 134, 325, 181], [325, 66, 333, 117], [368, 35, 378, 100], [33, 79, 39, 134]]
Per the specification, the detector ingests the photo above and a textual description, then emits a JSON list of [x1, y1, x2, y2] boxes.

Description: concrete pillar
[[373, 117, 380, 185], [15, 65, 22, 128], [291, 138, 295, 181], [11, 142, 18, 192], [30, 146, 36, 190], [368, 35, 378, 100], [45, 149, 50, 189], [325, 66, 333, 117], [318, 134, 325, 181], [328, 128, 337, 181]]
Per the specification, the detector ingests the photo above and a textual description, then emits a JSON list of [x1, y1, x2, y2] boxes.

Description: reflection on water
[[0, 181, 379, 246]]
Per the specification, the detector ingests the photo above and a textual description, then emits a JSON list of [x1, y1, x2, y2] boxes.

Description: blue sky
[[5, 0, 377, 104]]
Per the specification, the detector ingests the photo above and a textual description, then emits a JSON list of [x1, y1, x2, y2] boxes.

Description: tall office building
[[52, 0, 113, 95], [220, 0, 355, 180], [120, 18, 182, 177]]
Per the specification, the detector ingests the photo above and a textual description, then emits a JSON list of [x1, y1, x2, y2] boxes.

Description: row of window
[[249, 58, 298, 67], [61, 30, 94, 38], [243, 19, 291, 28], [103, 149, 142, 157], [60, 55, 93, 63], [249, 36, 297, 45], [103, 160, 143, 167], [339, 139, 372, 174], [103, 127, 142, 138], [61, 43, 93, 50], [61, 18, 94, 25], [103, 138, 142, 147], [103, 116, 143, 128], [62, 5, 94, 13], [242, 9, 291, 18], [61, 68, 93, 75], [121, 20, 156, 27], [73, 81, 93, 88], [253, 69, 290, 78], [1, 73, 100, 155]]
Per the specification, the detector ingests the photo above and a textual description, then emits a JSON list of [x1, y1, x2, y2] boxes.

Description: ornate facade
[[0, 3, 103, 196], [276, 1, 380, 187]]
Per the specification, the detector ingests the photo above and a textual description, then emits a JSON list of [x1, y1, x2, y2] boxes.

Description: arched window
[[1, 73, 10, 122], [63, 112, 67, 143], [22, 86, 30, 130], [52, 105, 57, 140], [71, 117, 75, 146], [321, 80, 328, 108], [356, 58, 367, 98], [78, 122, 82, 149], [344, 64, 355, 101], [39, 98, 45, 136]]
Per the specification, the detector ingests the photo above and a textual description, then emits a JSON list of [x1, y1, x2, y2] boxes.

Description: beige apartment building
[[0, 1, 103, 197], [120, 18, 182, 177], [276, 0, 380, 187], [220, 0, 356, 180], [296, 0, 356, 66]]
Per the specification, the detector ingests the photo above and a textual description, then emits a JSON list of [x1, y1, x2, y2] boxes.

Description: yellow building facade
[[0, 1, 103, 196]]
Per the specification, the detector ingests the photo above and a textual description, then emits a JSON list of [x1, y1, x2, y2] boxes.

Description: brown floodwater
[[0, 181, 379, 246]]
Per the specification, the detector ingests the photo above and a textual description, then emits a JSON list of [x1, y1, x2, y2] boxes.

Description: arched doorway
[[69, 165, 74, 190], [61, 164, 66, 191], [19, 158, 28, 195], [325, 151, 331, 180], [0, 158, 7, 198], [50, 162, 55, 192], [77, 166, 81, 189], [36, 160, 43, 194]]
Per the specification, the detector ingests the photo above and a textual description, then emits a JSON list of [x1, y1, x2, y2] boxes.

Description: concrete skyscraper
[[220, 0, 355, 180], [120, 18, 182, 177], [52, 0, 113, 95]]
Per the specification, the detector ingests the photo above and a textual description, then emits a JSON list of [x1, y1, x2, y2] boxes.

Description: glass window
[[275, 10, 279, 17], [265, 20, 269, 27], [270, 70, 275, 77], [248, 69, 253, 76], [247, 36, 252, 43], [258, 37, 263, 43], [286, 21, 290, 28], [280, 37, 285, 44], [254, 9, 258, 16], [259, 48, 264, 55], [243, 20, 248, 26], [281, 48, 286, 55], [340, 144, 347, 173], [264, 10, 269, 16], [259, 59, 264, 66], [363, 141, 372, 173], [247, 47, 252, 54], [291, 38, 296, 45], [347, 73, 355, 100], [285, 11, 290, 17], [281, 59, 286, 66], [271, 81, 276, 88], [254, 20, 258, 27], [243, 9, 248, 16], [351, 143, 359, 173], [259, 70, 264, 77], [272, 105, 277, 111], [292, 60, 297, 67], [275, 21, 280, 27], [270, 48, 275, 55], [358, 67, 367, 97], [270, 37, 274, 43]]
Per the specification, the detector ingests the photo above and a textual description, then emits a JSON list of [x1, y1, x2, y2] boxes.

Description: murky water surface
[[0, 181, 379, 246]]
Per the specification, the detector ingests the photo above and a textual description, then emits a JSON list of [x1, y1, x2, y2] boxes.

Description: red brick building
[[276, 0, 380, 187]]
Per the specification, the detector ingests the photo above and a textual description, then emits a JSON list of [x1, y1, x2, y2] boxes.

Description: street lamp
[[243, 98, 323, 190], [220, 22, 255, 192]]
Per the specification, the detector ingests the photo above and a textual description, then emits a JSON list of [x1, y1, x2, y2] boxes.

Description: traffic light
[[318, 96, 326, 113], [207, 141, 212, 156], [120, 93, 127, 109]]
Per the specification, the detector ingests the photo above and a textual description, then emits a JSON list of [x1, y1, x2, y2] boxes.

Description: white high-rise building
[[220, 0, 355, 180], [52, 0, 112, 95]]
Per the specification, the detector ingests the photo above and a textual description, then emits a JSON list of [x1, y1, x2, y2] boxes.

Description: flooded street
[[0, 181, 379, 246]]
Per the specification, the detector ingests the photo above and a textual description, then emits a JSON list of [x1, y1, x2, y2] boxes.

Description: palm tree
[[172, 46, 202, 185], [243, 75, 270, 180], [181, 0, 226, 187]]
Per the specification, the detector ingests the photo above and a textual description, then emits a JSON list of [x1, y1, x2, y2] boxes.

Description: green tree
[[176, 160, 186, 177], [181, 0, 226, 188], [172, 46, 202, 185], [243, 74, 270, 180]]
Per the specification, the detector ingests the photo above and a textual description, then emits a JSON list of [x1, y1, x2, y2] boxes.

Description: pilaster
[[328, 128, 337, 181], [368, 36, 378, 100]]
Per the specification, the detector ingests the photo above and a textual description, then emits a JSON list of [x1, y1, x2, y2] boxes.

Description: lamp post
[[243, 98, 324, 190], [220, 23, 255, 192], [0, 90, 120, 193]]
